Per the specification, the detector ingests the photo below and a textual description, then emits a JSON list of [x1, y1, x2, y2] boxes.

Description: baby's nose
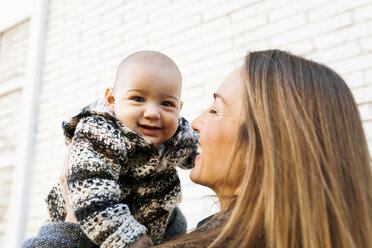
[[143, 105, 161, 119]]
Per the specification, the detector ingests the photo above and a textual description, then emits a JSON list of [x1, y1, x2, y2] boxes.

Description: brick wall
[[0, 20, 29, 246], [1, 0, 370, 242]]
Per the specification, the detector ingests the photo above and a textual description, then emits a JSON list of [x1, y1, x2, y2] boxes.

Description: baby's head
[[105, 51, 183, 147]]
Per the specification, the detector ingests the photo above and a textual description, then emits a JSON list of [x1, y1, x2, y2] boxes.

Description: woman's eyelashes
[[209, 108, 217, 114]]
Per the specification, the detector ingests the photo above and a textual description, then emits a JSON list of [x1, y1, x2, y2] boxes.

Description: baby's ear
[[179, 100, 183, 111], [104, 87, 115, 111]]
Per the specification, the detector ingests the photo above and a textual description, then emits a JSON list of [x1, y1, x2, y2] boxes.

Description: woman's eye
[[161, 101, 174, 107], [132, 97, 144, 102], [209, 109, 217, 114]]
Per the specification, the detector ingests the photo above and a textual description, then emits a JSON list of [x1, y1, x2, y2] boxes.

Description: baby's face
[[106, 62, 182, 147]]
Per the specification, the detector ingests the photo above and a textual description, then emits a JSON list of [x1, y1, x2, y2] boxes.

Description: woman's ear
[[105, 87, 115, 111]]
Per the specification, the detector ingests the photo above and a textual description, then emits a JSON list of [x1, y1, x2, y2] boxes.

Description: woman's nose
[[143, 105, 161, 120], [191, 111, 206, 133]]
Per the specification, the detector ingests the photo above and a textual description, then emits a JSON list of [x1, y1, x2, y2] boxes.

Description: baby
[[46, 51, 198, 247]]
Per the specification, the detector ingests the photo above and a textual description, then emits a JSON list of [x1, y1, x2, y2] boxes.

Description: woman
[[24, 50, 372, 248]]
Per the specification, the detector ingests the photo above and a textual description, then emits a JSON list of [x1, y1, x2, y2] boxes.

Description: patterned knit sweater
[[46, 99, 198, 247]]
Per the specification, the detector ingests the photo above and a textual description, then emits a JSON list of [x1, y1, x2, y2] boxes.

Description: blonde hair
[[160, 50, 372, 247]]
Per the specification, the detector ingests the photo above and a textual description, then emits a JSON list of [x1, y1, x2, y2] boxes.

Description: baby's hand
[[60, 144, 78, 224], [129, 234, 154, 248]]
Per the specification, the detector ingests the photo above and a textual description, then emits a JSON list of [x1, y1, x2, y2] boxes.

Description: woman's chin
[[189, 167, 203, 185]]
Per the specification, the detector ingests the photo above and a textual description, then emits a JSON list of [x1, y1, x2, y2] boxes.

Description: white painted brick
[[281, 41, 315, 56], [359, 104, 372, 121], [122, 15, 147, 33], [243, 12, 307, 45], [203, 14, 267, 46], [308, 42, 361, 64], [147, 15, 172, 33], [182, 86, 204, 102], [98, 0, 124, 16], [176, 39, 233, 67], [343, 71, 366, 89], [202, 0, 251, 21], [171, 0, 202, 20], [148, 14, 201, 42], [202, 51, 238, 71], [352, 85, 372, 104], [353, 3, 372, 22], [268, 0, 323, 22], [365, 68, 372, 84], [121, 36, 147, 53], [171, 16, 230, 45], [100, 12, 122, 31], [309, 0, 370, 22], [363, 121, 372, 141], [330, 53, 372, 75], [360, 36, 372, 53], [180, 60, 203, 78], [142, 37, 172, 51], [229, 0, 267, 22], [271, 13, 353, 46]]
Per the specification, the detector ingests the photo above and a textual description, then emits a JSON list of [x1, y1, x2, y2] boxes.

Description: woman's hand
[[129, 234, 154, 248], [60, 144, 78, 224]]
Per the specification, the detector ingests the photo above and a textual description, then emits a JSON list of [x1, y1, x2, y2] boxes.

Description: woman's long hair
[[160, 50, 372, 247]]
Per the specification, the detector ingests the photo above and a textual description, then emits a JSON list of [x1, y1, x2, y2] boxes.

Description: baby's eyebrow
[[162, 94, 179, 102], [127, 89, 146, 92]]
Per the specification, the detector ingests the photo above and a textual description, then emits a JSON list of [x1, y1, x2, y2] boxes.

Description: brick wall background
[[0, 20, 29, 245], [1, 0, 372, 245]]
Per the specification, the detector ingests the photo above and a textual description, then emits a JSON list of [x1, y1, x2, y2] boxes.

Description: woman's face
[[190, 67, 245, 196]]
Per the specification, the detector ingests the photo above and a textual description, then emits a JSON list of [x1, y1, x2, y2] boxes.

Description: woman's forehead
[[216, 67, 245, 102]]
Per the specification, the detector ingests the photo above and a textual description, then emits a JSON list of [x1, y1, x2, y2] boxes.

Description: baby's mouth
[[139, 124, 162, 136]]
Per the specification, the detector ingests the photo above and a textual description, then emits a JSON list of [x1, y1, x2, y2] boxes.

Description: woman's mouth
[[195, 144, 202, 161]]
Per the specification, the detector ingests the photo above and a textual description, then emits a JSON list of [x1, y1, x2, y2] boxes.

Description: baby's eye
[[161, 101, 175, 107], [132, 96, 144, 102]]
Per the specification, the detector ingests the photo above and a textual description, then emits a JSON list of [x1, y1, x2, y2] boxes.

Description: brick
[[171, 0, 203, 20], [330, 53, 372, 75], [309, 0, 370, 22], [268, 0, 323, 22], [363, 121, 372, 141], [365, 68, 372, 84], [182, 86, 204, 102], [271, 12, 353, 46], [360, 36, 372, 53], [202, 0, 252, 21], [353, 3, 372, 22], [203, 14, 267, 46], [343, 71, 366, 89], [358, 104, 372, 121], [171, 16, 230, 45], [278, 41, 314, 56], [148, 14, 201, 42], [309, 42, 361, 64], [352, 85, 372, 104]]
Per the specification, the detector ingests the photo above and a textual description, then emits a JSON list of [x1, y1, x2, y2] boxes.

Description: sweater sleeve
[[22, 222, 99, 248], [68, 116, 147, 247]]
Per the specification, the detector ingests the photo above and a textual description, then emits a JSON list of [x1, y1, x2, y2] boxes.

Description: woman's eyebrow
[[213, 93, 226, 104]]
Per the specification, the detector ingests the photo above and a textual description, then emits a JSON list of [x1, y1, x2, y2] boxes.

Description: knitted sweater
[[45, 99, 198, 247]]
